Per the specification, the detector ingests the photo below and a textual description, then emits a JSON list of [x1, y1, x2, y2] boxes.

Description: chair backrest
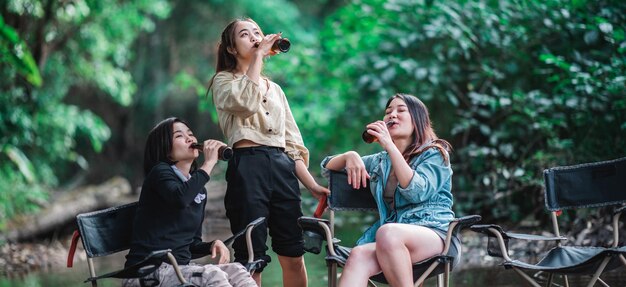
[[543, 157, 626, 211], [77, 202, 137, 258], [329, 171, 376, 211]]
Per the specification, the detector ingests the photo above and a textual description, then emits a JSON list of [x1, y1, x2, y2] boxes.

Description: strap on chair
[[314, 195, 328, 218], [67, 230, 81, 268]]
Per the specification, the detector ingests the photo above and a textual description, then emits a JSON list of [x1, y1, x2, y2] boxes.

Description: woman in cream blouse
[[208, 18, 329, 287]]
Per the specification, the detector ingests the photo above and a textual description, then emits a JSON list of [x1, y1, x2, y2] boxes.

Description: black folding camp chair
[[471, 156, 626, 287], [298, 170, 481, 287], [66, 201, 266, 287]]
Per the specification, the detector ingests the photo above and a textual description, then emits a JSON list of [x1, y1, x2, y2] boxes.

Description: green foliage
[[312, 0, 626, 222], [0, 15, 41, 86], [2, 0, 624, 234], [0, 0, 170, 229]]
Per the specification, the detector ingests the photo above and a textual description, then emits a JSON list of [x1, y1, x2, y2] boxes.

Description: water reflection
[[4, 261, 626, 287]]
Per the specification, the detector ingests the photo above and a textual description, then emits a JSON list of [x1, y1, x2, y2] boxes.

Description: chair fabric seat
[[327, 244, 453, 284], [503, 246, 626, 275]]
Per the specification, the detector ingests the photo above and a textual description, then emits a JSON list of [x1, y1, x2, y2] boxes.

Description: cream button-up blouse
[[211, 71, 309, 167]]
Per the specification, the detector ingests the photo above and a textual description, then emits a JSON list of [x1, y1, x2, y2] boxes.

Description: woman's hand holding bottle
[[198, 140, 227, 175]]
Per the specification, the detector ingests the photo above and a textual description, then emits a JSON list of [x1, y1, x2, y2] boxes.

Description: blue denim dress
[[321, 147, 455, 245]]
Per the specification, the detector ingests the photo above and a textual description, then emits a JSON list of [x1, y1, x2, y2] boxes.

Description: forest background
[[1, 0, 625, 260]]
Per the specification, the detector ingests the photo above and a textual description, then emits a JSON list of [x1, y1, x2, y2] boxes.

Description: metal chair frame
[[67, 201, 265, 287], [472, 157, 626, 287], [299, 170, 480, 287]]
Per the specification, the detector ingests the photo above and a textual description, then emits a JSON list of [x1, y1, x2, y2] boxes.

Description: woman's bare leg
[[375, 224, 443, 287], [251, 272, 261, 286], [338, 243, 381, 287], [278, 255, 307, 287]]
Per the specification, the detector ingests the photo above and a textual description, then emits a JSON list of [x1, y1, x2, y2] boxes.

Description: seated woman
[[123, 117, 256, 287], [322, 94, 460, 287]]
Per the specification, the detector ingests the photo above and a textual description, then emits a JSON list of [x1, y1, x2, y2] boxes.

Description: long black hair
[[206, 17, 260, 93], [386, 93, 452, 164], [143, 117, 197, 175]]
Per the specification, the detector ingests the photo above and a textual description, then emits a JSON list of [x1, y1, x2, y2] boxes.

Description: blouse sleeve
[[396, 149, 452, 204], [281, 88, 310, 167], [212, 72, 263, 118]]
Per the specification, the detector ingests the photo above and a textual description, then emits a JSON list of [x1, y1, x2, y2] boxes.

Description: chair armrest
[[191, 217, 266, 260], [471, 224, 567, 261], [470, 224, 567, 241], [298, 216, 330, 236], [614, 205, 625, 216], [441, 215, 481, 255], [448, 215, 482, 237], [298, 216, 339, 256], [86, 249, 171, 282], [224, 217, 266, 246]]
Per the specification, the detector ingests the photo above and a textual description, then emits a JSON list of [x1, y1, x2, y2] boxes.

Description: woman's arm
[[294, 160, 329, 200], [212, 73, 263, 117], [386, 144, 414, 188], [395, 150, 451, 204], [364, 120, 413, 188], [324, 151, 370, 189], [152, 165, 210, 208], [245, 33, 281, 84]]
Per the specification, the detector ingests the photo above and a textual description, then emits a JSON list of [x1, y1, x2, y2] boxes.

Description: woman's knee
[[375, 224, 402, 250], [344, 245, 380, 276], [347, 245, 371, 263], [278, 255, 305, 272]]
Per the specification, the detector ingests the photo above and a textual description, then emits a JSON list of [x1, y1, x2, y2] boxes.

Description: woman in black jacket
[[123, 117, 256, 287]]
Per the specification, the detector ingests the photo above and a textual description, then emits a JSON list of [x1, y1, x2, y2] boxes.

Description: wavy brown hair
[[386, 93, 452, 164]]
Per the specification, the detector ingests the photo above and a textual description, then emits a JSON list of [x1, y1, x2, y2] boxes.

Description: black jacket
[[125, 162, 213, 266]]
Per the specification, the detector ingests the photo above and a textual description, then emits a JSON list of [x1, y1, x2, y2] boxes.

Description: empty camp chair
[[67, 201, 265, 287], [471, 156, 626, 287], [298, 170, 481, 287]]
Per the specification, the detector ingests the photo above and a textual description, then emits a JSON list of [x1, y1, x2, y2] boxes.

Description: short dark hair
[[143, 117, 197, 175]]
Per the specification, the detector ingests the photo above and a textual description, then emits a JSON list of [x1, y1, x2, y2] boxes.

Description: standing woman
[[322, 94, 460, 287], [208, 18, 330, 287], [124, 117, 256, 287]]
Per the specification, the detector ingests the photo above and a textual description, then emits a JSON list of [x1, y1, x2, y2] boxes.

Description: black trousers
[[224, 146, 304, 272]]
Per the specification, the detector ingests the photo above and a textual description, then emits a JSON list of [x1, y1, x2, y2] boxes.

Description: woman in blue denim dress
[[322, 94, 459, 287]]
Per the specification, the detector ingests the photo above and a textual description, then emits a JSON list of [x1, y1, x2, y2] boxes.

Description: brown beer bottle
[[362, 121, 395, 144], [190, 143, 233, 161], [254, 38, 291, 53]]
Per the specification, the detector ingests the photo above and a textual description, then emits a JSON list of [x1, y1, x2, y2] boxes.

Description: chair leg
[[563, 275, 569, 287], [586, 257, 611, 287], [436, 273, 443, 287], [87, 258, 97, 287], [328, 262, 337, 287], [512, 267, 541, 287], [596, 278, 609, 287], [414, 261, 439, 286], [619, 254, 626, 268], [443, 262, 450, 287], [546, 273, 553, 287]]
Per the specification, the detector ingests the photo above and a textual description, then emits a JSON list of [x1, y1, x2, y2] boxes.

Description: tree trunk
[[2, 176, 136, 243]]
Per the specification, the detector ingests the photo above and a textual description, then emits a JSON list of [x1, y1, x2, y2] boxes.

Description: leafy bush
[[313, 0, 626, 223]]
